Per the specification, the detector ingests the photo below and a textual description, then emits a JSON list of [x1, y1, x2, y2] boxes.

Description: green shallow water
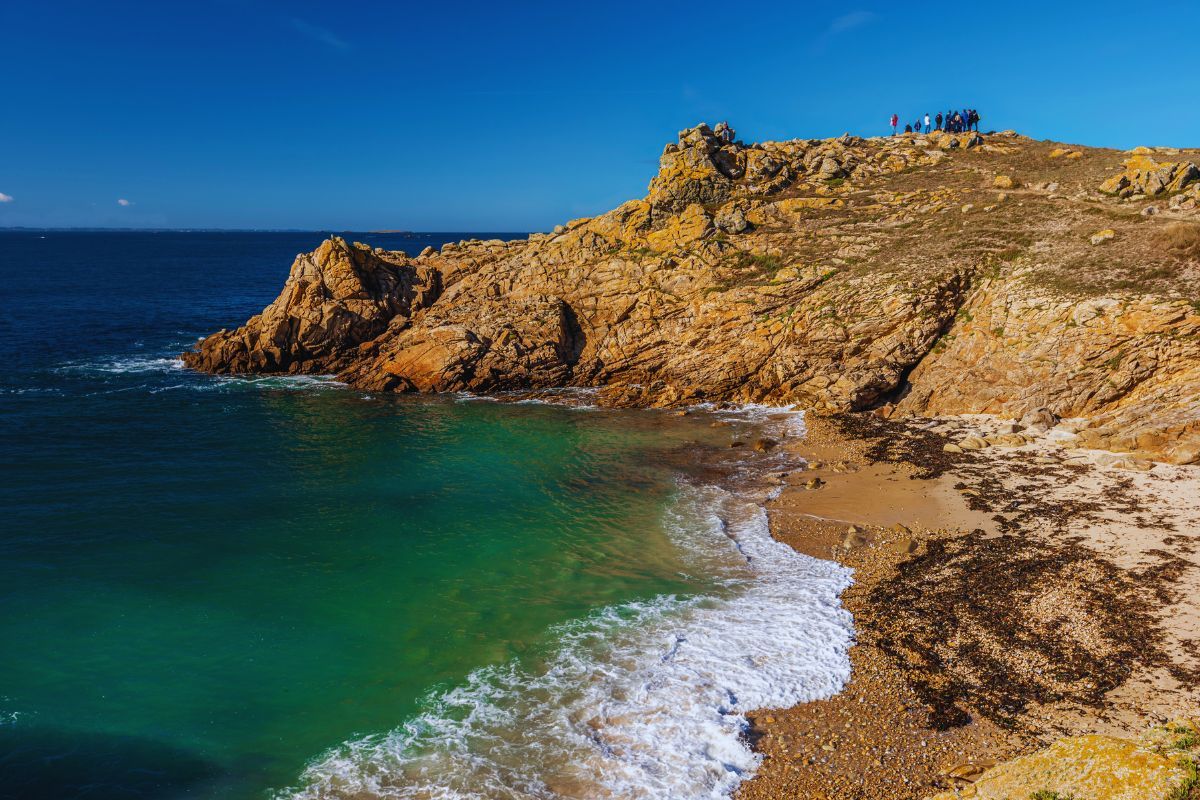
[[3, 388, 735, 799], [0, 231, 757, 800]]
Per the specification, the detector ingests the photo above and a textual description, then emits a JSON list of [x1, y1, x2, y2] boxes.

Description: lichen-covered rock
[[1100, 154, 1200, 198], [714, 202, 751, 234], [927, 722, 1199, 800], [647, 124, 737, 216], [645, 203, 713, 251]]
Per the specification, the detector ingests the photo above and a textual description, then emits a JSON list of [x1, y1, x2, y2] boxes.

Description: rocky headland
[[185, 123, 1200, 464], [184, 124, 1200, 798]]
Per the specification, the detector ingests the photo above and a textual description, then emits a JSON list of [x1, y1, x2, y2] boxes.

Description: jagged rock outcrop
[[1100, 152, 1200, 198], [648, 124, 739, 216], [182, 238, 440, 374], [184, 124, 1200, 463]]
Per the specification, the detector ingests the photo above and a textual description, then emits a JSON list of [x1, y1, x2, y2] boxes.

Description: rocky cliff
[[183, 124, 1200, 463]]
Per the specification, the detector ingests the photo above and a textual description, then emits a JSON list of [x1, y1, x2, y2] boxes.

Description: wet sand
[[738, 413, 1200, 799]]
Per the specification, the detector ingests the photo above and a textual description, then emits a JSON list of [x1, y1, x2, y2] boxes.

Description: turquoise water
[[0, 232, 852, 800]]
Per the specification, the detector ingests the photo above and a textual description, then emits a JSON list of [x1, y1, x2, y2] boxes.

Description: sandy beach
[[739, 413, 1200, 799]]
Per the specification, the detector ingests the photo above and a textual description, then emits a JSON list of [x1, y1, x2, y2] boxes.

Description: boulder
[[886, 538, 919, 555], [714, 203, 751, 234], [361, 294, 582, 394], [925, 730, 1197, 800], [994, 433, 1030, 447], [1100, 155, 1200, 198], [841, 528, 870, 549], [1020, 408, 1060, 432]]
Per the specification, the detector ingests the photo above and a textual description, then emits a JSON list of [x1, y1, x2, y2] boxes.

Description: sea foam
[[281, 412, 853, 800]]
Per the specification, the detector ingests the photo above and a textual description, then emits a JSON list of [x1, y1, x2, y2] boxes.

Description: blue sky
[[2, 0, 1198, 231]]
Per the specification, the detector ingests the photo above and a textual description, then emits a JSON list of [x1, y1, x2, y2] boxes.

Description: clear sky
[[2, 0, 1198, 231]]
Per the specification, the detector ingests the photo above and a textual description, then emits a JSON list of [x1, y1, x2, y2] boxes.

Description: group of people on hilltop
[[889, 109, 981, 136]]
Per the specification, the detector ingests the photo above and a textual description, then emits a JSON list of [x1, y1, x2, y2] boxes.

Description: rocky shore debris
[[747, 413, 1200, 799]]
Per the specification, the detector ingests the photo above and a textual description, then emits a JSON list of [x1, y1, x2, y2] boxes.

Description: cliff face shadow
[[559, 301, 587, 369], [0, 726, 220, 800]]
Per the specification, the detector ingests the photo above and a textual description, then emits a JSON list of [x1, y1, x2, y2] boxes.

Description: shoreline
[[61, 344, 1197, 798], [153, 366, 1197, 797], [737, 413, 1200, 799]]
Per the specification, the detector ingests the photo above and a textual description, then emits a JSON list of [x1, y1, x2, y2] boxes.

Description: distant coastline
[[0, 226, 533, 235]]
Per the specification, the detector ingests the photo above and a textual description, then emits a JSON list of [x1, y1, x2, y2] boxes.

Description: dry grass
[[1159, 223, 1200, 260]]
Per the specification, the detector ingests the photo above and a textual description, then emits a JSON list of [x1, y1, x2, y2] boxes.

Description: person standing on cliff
[[923, 113, 931, 133], [890, 113, 898, 135]]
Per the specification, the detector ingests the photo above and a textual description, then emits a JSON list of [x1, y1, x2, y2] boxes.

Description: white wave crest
[[692, 403, 807, 439], [56, 355, 186, 375], [281, 481, 852, 800], [208, 373, 346, 391], [54, 352, 348, 394]]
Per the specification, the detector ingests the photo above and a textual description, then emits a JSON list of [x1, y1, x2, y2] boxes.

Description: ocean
[[0, 231, 853, 800]]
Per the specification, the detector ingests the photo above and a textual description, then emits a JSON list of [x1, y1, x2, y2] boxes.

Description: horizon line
[[0, 226, 535, 234]]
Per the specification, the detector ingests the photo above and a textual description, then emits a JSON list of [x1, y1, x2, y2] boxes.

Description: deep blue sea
[[0, 231, 852, 800]]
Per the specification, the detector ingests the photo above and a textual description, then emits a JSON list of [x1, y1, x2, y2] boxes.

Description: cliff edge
[[183, 124, 1200, 464]]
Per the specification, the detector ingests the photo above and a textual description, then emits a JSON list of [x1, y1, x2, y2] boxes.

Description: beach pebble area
[[738, 413, 1200, 799]]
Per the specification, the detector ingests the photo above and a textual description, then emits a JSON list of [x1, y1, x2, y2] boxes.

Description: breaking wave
[[280, 434, 853, 800], [51, 352, 346, 394]]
